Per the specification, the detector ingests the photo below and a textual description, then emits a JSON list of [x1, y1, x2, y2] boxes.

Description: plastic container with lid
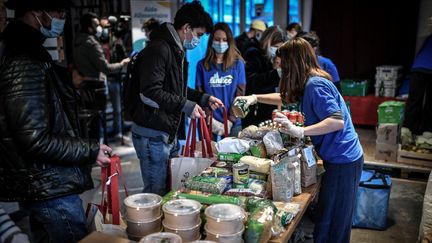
[[124, 193, 162, 221], [126, 213, 162, 237], [205, 224, 244, 243], [204, 204, 245, 234], [189, 241, 217, 243], [163, 219, 201, 242], [162, 199, 202, 229], [139, 232, 183, 243]]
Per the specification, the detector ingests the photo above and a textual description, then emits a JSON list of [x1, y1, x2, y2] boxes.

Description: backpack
[[123, 51, 142, 121]]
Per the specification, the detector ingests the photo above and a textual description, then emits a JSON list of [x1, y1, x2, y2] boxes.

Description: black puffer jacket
[[131, 23, 210, 142], [0, 21, 99, 202]]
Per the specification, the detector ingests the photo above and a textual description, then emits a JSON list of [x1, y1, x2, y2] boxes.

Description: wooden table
[[270, 178, 322, 243]]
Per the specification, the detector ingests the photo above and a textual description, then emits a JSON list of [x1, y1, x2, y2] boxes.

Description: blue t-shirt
[[196, 60, 246, 126], [318, 55, 340, 83], [412, 35, 432, 72], [301, 76, 363, 163]]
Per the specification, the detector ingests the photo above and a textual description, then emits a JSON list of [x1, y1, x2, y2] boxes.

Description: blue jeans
[[19, 194, 87, 243], [314, 155, 364, 243], [132, 124, 179, 196]]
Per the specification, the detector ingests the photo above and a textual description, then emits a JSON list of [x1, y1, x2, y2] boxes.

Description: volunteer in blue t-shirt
[[235, 38, 363, 243], [196, 22, 246, 137]]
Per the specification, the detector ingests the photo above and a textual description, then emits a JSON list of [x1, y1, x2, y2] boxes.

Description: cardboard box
[[378, 101, 405, 124], [376, 124, 399, 144], [79, 232, 132, 243], [375, 141, 398, 161]]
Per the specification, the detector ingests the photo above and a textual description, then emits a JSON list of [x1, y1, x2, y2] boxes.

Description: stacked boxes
[[375, 65, 403, 97], [375, 101, 405, 161]]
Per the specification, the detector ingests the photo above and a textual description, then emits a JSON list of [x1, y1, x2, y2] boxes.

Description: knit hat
[[251, 20, 266, 32]]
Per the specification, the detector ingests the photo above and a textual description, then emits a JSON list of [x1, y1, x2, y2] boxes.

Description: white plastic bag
[[169, 157, 214, 191], [263, 130, 284, 155], [216, 137, 251, 154]]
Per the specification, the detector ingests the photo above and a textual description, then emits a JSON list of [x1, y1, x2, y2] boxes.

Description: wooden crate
[[397, 144, 432, 168]]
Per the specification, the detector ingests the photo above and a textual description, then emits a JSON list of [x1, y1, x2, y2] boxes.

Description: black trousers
[[403, 71, 432, 134]]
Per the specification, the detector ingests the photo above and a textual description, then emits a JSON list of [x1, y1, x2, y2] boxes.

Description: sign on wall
[[130, 0, 172, 52]]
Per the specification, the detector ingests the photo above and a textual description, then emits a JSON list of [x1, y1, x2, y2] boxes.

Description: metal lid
[[124, 193, 162, 208], [163, 199, 201, 215], [139, 232, 182, 243], [205, 204, 245, 221]]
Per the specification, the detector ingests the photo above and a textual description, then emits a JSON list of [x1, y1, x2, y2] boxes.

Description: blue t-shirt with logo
[[318, 55, 340, 83], [301, 76, 363, 163], [196, 59, 246, 126]]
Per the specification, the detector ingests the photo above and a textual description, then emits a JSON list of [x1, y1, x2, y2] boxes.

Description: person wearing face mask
[[73, 12, 130, 81], [0, 0, 113, 242], [196, 22, 246, 138], [242, 25, 287, 127], [73, 12, 130, 141], [235, 19, 266, 56], [130, 1, 223, 196]]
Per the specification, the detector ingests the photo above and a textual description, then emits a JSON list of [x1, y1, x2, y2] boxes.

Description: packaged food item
[[292, 160, 302, 195], [249, 171, 268, 181], [247, 179, 267, 192], [178, 191, 241, 205], [232, 162, 249, 185], [232, 98, 250, 118], [124, 193, 162, 222], [185, 176, 229, 194], [238, 125, 259, 139], [224, 188, 266, 198], [216, 137, 251, 154], [263, 130, 284, 155], [301, 146, 317, 187], [239, 156, 272, 174], [271, 157, 294, 202], [217, 153, 244, 163], [244, 206, 274, 243], [205, 204, 246, 234], [249, 140, 267, 158]]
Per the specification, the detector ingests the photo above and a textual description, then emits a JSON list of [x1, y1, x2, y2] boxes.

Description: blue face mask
[[183, 29, 200, 50], [269, 46, 278, 58], [36, 11, 65, 38], [212, 41, 229, 54]]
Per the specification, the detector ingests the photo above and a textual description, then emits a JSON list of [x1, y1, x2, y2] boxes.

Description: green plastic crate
[[341, 79, 369, 96], [377, 101, 405, 124]]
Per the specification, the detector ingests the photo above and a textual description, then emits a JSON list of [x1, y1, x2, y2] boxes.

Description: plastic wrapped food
[[263, 131, 284, 155], [248, 179, 267, 192], [248, 140, 268, 158], [239, 156, 272, 174], [185, 176, 228, 194], [216, 137, 251, 154], [224, 188, 266, 198], [245, 197, 277, 214], [239, 125, 259, 139], [244, 206, 274, 243], [178, 192, 241, 205]]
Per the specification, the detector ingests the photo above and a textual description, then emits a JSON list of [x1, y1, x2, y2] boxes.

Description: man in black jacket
[[0, 0, 112, 242], [131, 2, 223, 196]]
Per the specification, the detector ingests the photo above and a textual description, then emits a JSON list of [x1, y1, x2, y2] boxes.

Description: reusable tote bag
[[170, 117, 214, 191], [352, 169, 392, 230]]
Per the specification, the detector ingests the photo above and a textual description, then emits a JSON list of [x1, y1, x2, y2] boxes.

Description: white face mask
[[277, 68, 282, 78], [95, 25, 103, 38], [269, 46, 278, 58]]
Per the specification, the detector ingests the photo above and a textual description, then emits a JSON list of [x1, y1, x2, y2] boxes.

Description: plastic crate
[[376, 65, 403, 81], [377, 101, 405, 124], [375, 83, 397, 97], [341, 79, 369, 96]]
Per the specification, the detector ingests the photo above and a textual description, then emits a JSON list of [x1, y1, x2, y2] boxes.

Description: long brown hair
[[203, 22, 243, 71], [278, 37, 332, 104]]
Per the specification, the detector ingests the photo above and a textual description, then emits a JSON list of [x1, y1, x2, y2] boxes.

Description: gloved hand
[[274, 112, 304, 138], [234, 94, 257, 106]]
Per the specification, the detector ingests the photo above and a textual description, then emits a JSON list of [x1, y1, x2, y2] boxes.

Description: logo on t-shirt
[[209, 72, 233, 87]]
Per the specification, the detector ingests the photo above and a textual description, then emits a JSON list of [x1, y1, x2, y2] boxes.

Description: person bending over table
[[234, 37, 364, 243]]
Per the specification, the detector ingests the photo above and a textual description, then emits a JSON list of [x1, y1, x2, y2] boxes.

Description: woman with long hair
[[242, 25, 287, 127], [235, 37, 363, 243], [196, 22, 246, 137]]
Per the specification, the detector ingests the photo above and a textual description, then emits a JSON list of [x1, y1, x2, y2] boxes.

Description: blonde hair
[[259, 25, 286, 59]]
